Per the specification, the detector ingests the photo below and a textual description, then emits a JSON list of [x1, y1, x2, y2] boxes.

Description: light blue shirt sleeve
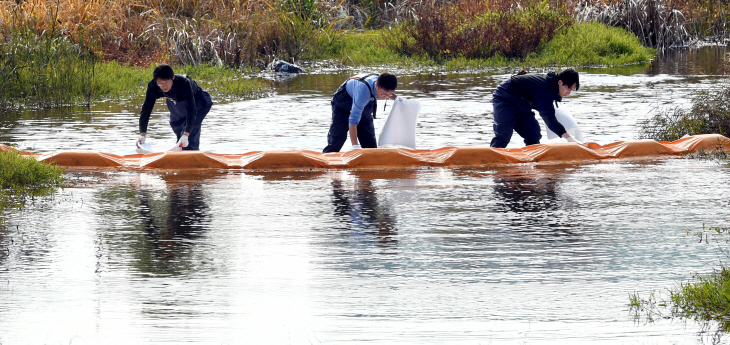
[[346, 77, 377, 125]]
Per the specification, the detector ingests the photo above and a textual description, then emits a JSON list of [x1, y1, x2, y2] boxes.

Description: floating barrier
[[1, 134, 729, 171]]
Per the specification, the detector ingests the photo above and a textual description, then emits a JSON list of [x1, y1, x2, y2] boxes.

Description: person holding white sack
[[322, 73, 398, 153], [546, 108, 586, 143]]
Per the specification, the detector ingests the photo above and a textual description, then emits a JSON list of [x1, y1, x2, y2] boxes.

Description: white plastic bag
[[378, 97, 421, 149], [135, 143, 154, 154], [546, 107, 585, 142]]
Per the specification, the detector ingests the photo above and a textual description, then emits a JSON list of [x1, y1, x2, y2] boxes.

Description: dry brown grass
[[575, 0, 730, 49]]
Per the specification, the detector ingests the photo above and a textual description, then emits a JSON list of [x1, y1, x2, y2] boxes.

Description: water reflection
[[137, 183, 208, 264], [329, 171, 400, 249], [491, 167, 562, 213], [94, 173, 214, 276], [331, 172, 397, 247], [462, 165, 583, 236]]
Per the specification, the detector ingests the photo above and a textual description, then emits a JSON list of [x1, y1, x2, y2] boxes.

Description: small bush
[[639, 83, 730, 141], [389, 0, 573, 60]]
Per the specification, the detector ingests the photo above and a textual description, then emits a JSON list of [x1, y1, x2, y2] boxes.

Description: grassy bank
[[0, 0, 657, 109], [0, 17, 654, 109], [0, 149, 65, 226], [0, 33, 269, 109]]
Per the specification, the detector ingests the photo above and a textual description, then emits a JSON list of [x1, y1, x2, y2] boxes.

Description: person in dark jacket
[[490, 68, 580, 148], [135, 64, 213, 151], [323, 73, 398, 153]]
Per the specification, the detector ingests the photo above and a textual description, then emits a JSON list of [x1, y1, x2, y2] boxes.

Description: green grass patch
[[309, 21, 655, 71], [630, 223, 730, 332], [0, 150, 64, 191], [526, 21, 656, 67], [0, 149, 65, 225], [630, 265, 730, 331], [91, 62, 270, 102], [670, 266, 730, 327]]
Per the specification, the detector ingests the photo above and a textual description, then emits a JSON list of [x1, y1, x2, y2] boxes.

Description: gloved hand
[[566, 135, 584, 145], [136, 135, 146, 148], [352, 144, 361, 149], [177, 134, 189, 148]]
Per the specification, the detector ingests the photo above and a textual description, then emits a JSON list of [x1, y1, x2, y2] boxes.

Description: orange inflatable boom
[[1, 134, 729, 171]]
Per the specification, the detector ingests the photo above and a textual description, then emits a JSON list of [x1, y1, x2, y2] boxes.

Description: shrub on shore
[[387, 0, 573, 60], [639, 82, 730, 141]]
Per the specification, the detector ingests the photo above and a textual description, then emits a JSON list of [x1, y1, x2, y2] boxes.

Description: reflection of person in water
[[487, 166, 582, 235], [492, 171, 560, 214], [137, 182, 209, 264], [330, 176, 397, 247]]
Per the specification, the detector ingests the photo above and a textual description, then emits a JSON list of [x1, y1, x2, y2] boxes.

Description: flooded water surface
[[1, 47, 730, 344]]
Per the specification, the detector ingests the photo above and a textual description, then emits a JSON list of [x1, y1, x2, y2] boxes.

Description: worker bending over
[[323, 73, 398, 153], [490, 68, 580, 148]]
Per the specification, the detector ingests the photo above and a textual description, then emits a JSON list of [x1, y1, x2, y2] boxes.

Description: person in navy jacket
[[135, 64, 213, 151], [323, 73, 398, 153], [490, 68, 580, 148]]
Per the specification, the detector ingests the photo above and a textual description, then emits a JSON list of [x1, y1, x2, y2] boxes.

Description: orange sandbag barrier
[[2, 134, 729, 171]]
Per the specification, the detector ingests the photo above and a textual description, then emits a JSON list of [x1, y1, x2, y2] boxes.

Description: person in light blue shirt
[[323, 73, 398, 153]]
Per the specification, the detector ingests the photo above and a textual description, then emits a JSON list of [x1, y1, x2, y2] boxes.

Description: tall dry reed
[[575, 0, 730, 49]]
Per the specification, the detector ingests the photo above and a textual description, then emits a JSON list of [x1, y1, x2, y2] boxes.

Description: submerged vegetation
[[0, 149, 65, 226]]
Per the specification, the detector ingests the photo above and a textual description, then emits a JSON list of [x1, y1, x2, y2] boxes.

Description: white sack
[[546, 108, 585, 142], [378, 97, 421, 149]]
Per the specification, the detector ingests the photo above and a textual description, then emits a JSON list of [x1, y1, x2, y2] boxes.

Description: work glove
[[136, 135, 146, 148], [176, 134, 189, 148], [352, 144, 361, 149], [566, 135, 584, 145]]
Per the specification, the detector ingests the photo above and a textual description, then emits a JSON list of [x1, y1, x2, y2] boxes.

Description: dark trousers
[[323, 104, 377, 153], [490, 95, 542, 148], [168, 92, 213, 151], [323, 81, 377, 153]]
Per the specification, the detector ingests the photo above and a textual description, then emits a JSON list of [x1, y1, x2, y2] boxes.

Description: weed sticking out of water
[[639, 82, 730, 141], [630, 224, 730, 338]]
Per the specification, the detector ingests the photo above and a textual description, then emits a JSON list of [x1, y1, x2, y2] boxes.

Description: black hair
[[557, 68, 579, 91], [153, 64, 175, 80], [376, 73, 398, 91]]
